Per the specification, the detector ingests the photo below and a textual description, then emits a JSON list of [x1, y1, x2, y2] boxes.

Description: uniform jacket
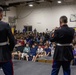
[[0, 21, 15, 62], [50, 24, 75, 61]]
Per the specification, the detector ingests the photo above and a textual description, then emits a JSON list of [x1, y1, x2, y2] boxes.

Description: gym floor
[[0, 60, 76, 75]]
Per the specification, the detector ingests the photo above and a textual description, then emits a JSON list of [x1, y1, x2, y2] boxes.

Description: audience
[[12, 29, 76, 64]]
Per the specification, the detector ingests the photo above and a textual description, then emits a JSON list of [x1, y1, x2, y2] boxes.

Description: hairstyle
[[45, 44, 49, 47], [60, 16, 68, 23], [0, 7, 3, 13]]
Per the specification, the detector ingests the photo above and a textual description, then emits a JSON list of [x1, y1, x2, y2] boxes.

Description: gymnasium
[[0, 0, 76, 75]]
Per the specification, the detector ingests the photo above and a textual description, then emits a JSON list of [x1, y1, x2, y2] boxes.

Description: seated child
[[44, 45, 51, 56], [21, 43, 30, 61], [36, 45, 44, 58], [30, 45, 37, 62]]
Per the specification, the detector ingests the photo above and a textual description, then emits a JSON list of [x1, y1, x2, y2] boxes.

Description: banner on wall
[[70, 14, 76, 22]]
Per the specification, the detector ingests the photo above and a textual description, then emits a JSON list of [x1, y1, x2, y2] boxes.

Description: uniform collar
[[61, 24, 68, 27]]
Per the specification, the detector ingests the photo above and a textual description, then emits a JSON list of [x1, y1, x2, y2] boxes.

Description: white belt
[[57, 43, 73, 46], [0, 42, 8, 46]]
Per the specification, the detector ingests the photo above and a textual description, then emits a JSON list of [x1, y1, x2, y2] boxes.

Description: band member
[[0, 7, 15, 75], [51, 16, 75, 75]]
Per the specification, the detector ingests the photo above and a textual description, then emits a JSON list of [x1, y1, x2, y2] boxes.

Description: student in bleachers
[[26, 35, 30, 43], [28, 38, 34, 47], [39, 43, 45, 49], [44, 40, 49, 45], [24, 37, 27, 45], [44, 33, 50, 42], [44, 45, 51, 56], [19, 37, 25, 46], [34, 42, 38, 50], [39, 38, 44, 45], [50, 43, 55, 57], [30, 45, 37, 62], [36, 45, 44, 58], [44, 40, 51, 48], [12, 43, 22, 60], [23, 26, 26, 33], [41, 32, 45, 42], [36, 35, 40, 43], [21, 43, 30, 61], [39, 38, 45, 49]]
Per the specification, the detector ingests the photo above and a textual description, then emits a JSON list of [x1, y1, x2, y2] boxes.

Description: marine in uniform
[[51, 16, 75, 75], [0, 7, 15, 75]]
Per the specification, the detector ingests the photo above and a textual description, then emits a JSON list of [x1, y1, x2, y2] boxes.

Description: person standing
[[51, 16, 75, 75], [0, 7, 15, 75]]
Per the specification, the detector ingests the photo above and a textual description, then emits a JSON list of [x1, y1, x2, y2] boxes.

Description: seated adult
[[36, 45, 44, 58], [21, 43, 30, 61], [12, 43, 24, 60], [30, 45, 37, 62], [44, 45, 51, 56]]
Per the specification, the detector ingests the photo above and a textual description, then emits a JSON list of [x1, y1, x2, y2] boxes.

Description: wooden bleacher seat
[[36, 56, 53, 64]]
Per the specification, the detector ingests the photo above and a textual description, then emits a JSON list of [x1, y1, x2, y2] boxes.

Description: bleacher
[[36, 56, 53, 64]]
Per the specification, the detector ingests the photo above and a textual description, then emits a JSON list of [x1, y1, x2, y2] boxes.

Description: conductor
[[0, 7, 15, 75], [51, 16, 75, 75]]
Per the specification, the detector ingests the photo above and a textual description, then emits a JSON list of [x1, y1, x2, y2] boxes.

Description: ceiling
[[0, 0, 76, 8]]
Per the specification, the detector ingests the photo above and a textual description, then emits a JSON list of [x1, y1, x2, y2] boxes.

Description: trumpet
[[51, 27, 60, 37]]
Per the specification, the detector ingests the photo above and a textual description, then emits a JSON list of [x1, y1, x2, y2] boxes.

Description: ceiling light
[[29, 4, 33, 7], [57, 1, 62, 3]]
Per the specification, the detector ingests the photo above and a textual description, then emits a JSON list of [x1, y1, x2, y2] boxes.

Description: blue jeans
[[51, 61, 71, 75], [0, 60, 14, 75]]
